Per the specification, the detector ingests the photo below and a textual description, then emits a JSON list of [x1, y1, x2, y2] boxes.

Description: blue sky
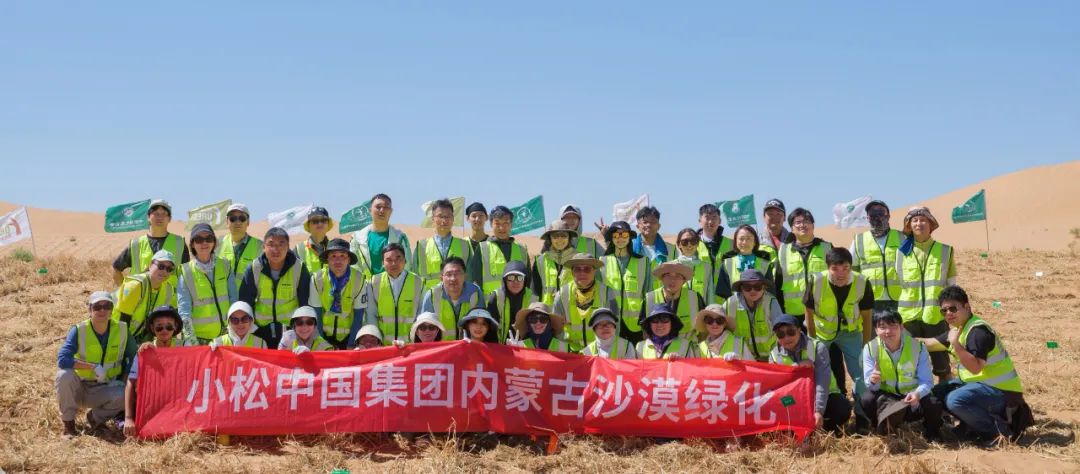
[[4, 2, 1078, 233]]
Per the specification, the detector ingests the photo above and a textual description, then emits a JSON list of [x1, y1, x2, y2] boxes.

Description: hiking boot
[[61, 420, 78, 439]]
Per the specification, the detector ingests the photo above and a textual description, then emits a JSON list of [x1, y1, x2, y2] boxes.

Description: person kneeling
[[459, 308, 500, 343], [636, 303, 695, 359], [279, 306, 335, 353], [210, 302, 268, 349], [123, 305, 188, 437], [694, 304, 754, 361], [510, 302, 570, 351], [769, 314, 851, 434]]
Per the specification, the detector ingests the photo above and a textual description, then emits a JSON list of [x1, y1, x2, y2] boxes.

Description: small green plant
[[10, 248, 33, 262], [1070, 228, 1080, 256]]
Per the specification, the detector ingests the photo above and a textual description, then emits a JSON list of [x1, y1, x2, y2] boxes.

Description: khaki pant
[[55, 369, 124, 423]]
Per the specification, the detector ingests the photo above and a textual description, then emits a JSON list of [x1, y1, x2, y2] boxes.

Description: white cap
[[88, 291, 114, 305], [228, 301, 254, 318], [290, 306, 317, 321], [227, 203, 250, 216], [409, 312, 446, 341], [355, 324, 384, 342], [149, 199, 172, 213], [151, 249, 175, 263]]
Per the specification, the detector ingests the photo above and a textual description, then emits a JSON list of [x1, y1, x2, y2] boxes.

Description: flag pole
[[25, 208, 39, 258], [983, 194, 991, 254]]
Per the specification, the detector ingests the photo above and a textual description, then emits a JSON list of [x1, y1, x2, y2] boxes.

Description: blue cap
[[771, 313, 801, 331]]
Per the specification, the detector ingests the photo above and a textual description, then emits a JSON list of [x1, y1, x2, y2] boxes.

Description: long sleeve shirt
[[773, 336, 831, 415], [57, 322, 139, 378], [177, 267, 238, 344], [862, 338, 934, 400]]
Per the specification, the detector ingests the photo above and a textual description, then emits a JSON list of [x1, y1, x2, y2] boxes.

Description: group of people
[[57, 195, 1032, 447]]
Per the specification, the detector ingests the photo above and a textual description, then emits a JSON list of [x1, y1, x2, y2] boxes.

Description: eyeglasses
[[155, 263, 175, 273], [228, 215, 248, 223], [192, 236, 215, 244], [741, 284, 765, 292], [308, 218, 329, 225], [791, 220, 813, 228], [91, 303, 113, 312], [229, 315, 253, 324], [505, 274, 525, 282], [294, 318, 316, 327], [526, 314, 550, 324], [703, 316, 723, 326], [775, 327, 799, 338], [417, 324, 438, 331], [650, 316, 673, 324], [153, 324, 175, 333], [942, 305, 961, 314], [613, 231, 631, 239]]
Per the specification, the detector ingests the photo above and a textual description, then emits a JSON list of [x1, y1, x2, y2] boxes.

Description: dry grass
[[0, 252, 1077, 473]]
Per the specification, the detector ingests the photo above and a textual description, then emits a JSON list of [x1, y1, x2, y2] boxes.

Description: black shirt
[[803, 278, 875, 320], [935, 325, 996, 361]]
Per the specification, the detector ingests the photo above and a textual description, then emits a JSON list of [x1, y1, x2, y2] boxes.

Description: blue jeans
[[941, 380, 1011, 437], [823, 330, 866, 416]]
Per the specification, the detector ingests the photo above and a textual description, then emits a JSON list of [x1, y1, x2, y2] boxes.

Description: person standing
[[112, 199, 189, 286], [472, 205, 530, 295], [722, 269, 782, 362], [714, 224, 774, 301], [349, 194, 411, 279], [217, 204, 262, 288], [552, 253, 617, 352], [601, 221, 654, 344], [672, 228, 715, 301], [559, 204, 604, 257], [632, 206, 673, 264], [238, 227, 311, 349], [178, 223, 235, 345], [465, 202, 489, 256], [642, 261, 704, 335], [294, 206, 334, 275], [758, 198, 792, 262], [530, 221, 578, 306], [487, 261, 537, 342], [695, 203, 734, 268], [366, 243, 424, 344], [773, 208, 832, 319], [850, 200, 902, 311], [413, 199, 473, 292], [308, 238, 367, 350]]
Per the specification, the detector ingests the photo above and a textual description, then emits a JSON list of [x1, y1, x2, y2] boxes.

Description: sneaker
[[61, 420, 78, 439]]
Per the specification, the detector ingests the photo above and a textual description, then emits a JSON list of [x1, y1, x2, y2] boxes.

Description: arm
[[859, 281, 874, 343], [123, 376, 137, 436], [529, 261, 542, 295], [862, 344, 879, 391], [177, 275, 197, 345], [238, 268, 257, 307], [346, 308, 364, 348], [112, 247, 130, 286], [714, 267, 733, 301], [813, 342, 831, 415], [912, 344, 934, 400], [57, 327, 91, 370], [419, 290, 434, 313], [951, 326, 988, 374], [296, 267, 311, 308], [804, 309, 817, 339]]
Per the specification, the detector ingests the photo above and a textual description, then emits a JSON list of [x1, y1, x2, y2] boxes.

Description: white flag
[[267, 203, 314, 235], [833, 195, 874, 229], [612, 194, 650, 226], [0, 207, 32, 247]]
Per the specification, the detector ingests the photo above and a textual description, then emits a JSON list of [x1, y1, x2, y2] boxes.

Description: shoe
[[854, 416, 871, 436], [85, 411, 104, 432], [923, 427, 942, 443], [61, 420, 78, 439], [978, 435, 1003, 450]]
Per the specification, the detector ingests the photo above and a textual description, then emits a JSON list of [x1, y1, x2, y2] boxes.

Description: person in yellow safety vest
[[408, 312, 446, 344], [353, 324, 385, 349], [723, 269, 783, 362], [507, 302, 570, 352], [772, 208, 833, 320], [715, 224, 775, 302], [487, 261, 537, 342], [465, 202, 489, 256], [850, 200, 903, 312], [218, 203, 263, 288], [294, 206, 333, 275], [114, 250, 179, 343], [278, 306, 335, 353], [366, 243, 423, 344], [769, 314, 851, 434], [804, 247, 876, 433], [178, 223, 235, 345], [582, 308, 636, 359], [122, 306, 189, 438], [459, 308, 500, 343], [642, 261, 704, 339], [552, 253, 618, 352], [414, 198, 473, 293], [601, 221, 654, 344], [559, 204, 605, 257], [112, 199, 189, 286], [238, 227, 312, 350], [758, 198, 792, 263], [209, 302, 268, 349], [917, 286, 1033, 447], [530, 221, 578, 306], [471, 205, 530, 296], [896, 207, 958, 381], [694, 203, 735, 271], [693, 304, 754, 361], [672, 228, 715, 301], [635, 303, 695, 360], [632, 206, 675, 264], [859, 309, 943, 441], [349, 193, 412, 279], [56, 291, 138, 439], [419, 257, 484, 341], [308, 238, 367, 350]]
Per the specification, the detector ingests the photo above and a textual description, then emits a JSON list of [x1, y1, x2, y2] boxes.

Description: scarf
[[899, 234, 916, 256], [632, 234, 669, 263], [574, 282, 596, 310], [329, 269, 350, 313], [647, 332, 677, 354], [528, 326, 555, 350], [736, 254, 756, 271]]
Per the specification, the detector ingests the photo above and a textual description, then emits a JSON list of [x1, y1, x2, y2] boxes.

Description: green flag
[[420, 197, 466, 228], [104, 199, 151, 233], [952, 189, 987, 223], [510, 195, 545, 235], [717, 194, 757, 226], [186, 199, 232, 232], [339, 200, 373, 233]]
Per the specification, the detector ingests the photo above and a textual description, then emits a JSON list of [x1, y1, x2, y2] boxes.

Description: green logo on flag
[[952, 189, 987, 224], [780, 395, 795, 407], [104, 199, 151, 233], [511, 195, 546, 236], [717, 194, 757, 227], [339, 200, 373, 233], [186, 199, 232, 232]]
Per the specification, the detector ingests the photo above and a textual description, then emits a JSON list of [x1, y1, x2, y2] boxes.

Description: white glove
[[93, 365, 108, 383], [463, 338, 473, 344], [722, 352, 738, 362], [209, 340, 220, 352], [392, 340, 406, 349], [292, 345, 311, 355]]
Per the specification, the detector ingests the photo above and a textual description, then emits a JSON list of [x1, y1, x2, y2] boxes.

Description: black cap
[[189, 223, 215, 241], [307, 207, 330, 220], [764, 199, 786, 214], [502, 260, 528, 278], [465, 202, 487, 216], [604, 220, 637, 241], [867, 200, 890, 213], [320, 238, 358, 265], [490, 205, 513, 219], [771, 313, 801, 331], [148, 305, 183, 335]]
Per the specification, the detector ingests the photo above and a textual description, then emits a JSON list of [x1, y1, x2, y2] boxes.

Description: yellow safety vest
[[583, 337, 634, 359], [414, 236, 471, 293], [603, 254, 652, 333], [555, 281, 614, 351], [852, 230, 902, 302], [637, 337, 692, 360], [522, 336, 569, 352], [74, 319, 129, 381], [719, 254, 771, 295], [478, 240, 529, 295], [181, 259, 232, 341], [682, 257, 715, 303], [534, 252, 572, 306], [770, 340, 841, 394], [809, 272, 868, 341], [491, 286, 537, 341], [113, 273, 177, 341], [212, 333, 267, 348], [371, 271, 423, 343], [312, 267, 364, 345], [777, 241, 832, 316], [896, 241, 952, 325], [574, 236, 604, 257], [351, 225, 409, 278], [723, 293, 777, 362], [871, 333, 921, 395], [696, 237, 733, 267], [219, 235, 262, 287], [644, 286, 702, 336], [952, 316, 1023, 392], [697, 332, 745, 359], [294, 239, 328, 275], [129, 233, 186, 281], [428, 284, 482, 340], [290, 335, 335, 351], [250, 258, 302, 328]]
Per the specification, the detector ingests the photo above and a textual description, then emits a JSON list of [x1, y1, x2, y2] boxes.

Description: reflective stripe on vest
[[292, 336, 335, 351], [873, 334, 921, 395], [219, 236, 262, 286], [182, 259, 231, 341], [644, 285, 701, 335], [684, 259, 714, 303], [853, 230, 901, 301], [697, 332, 738, 358], [313, 267, 362, 343], [115, 273, 176, 339], [415, 237, 470, 292], [479, 241, 528, 295], [492, 286, 536, 341], [557, 281, 609, 351], [604, 255, 651, 332], [770, 341, 841, 394], [696, 237, 733, 267], [953, 316, 1023, 392], [810, 272, 867, 341], [75, 320, 128, 381], [429, 285, 480, 340], [777, 242, 831, 316], [896, 242, 952, 324], [250, 258, 302, 327], [584, 338, 632, 359], [523, 337, 569, 352], [373, 271, 422, 343], [131, 233, 185, 287], [295, 240, 327, 275], [214, 333, 265, 348], [725, 294, 775, 361], [638, 338, 690, 360], [535, 253, 570, 306]]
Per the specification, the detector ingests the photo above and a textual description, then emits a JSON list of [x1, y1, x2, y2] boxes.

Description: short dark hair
[[264, 227, 289, 242], [381, 243, 406, 259], [698, 204, 720, 217], [431, 199, 454, 215], [490, 206, 513, 221], [636, 206, 660, 221], [825, 247, 853, 266], [872, 309, 902, 326], [371, 193, 392, 206], [787, 208, 814, 227], [441, 256, 466, 273], [938, 285, 969, 306]]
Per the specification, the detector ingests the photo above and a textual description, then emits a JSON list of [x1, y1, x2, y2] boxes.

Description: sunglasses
[[228, 215, 248, 223], [527, 314, 550, 324], [308, 218, 329, 225], [505, 274, 525, 282], [651, 316, 673, 324], [91, 303, 113, 311], [155, 264, 175, 273], [192, 236, 215, 244], [293, 318, 316, 327], [153, 324, 175, 333], [741, 283, 765, 292], [942, 305, 961, 314], [613, 231, 631, 238], [417, 324, 438, 331], [229, 315, 253, 324], [678, 240, 698, 246], [703, 316, 723, 326], [775, 327, 799, 338]]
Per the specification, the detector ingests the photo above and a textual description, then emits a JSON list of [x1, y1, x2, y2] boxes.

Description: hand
[[292, 345, 310, 355], [137, 342, 154, 353], [594, 217, 607, 233], [903, 392, 920, 406], [722, 352, 738, 362], [209, 340, 220, 352], [93, 365, 108, 383], [797, 360, 814, 368], [868, 369, 881, 385], [506, 329, 522, 347], [947, 327, 961, 348], [666, 354, 682, 360], [814, 413, 823, 429], [463, 338, 473, 344], [392, 340, 406, 349], [123, 418, 137, 438]]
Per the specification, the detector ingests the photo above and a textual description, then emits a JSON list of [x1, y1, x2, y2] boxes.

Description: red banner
[[135, 341, 814, 440]]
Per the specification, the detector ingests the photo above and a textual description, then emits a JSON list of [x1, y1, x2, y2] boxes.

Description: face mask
[[869, 211, 890, 236]]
